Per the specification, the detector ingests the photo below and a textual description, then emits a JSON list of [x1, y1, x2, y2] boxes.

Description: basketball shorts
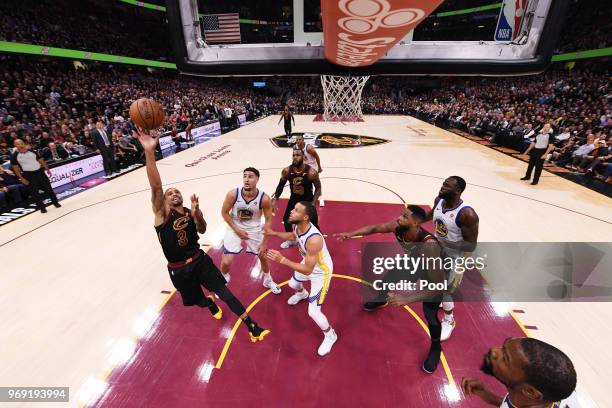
[[291, 266, 332, 306], [167, 250, 227, 306], [223, 227, 263, 255]]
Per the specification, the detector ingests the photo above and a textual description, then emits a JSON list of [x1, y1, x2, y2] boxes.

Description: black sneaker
[[422, 342, 442, 374], [520, 176, 530, 180], [206, 296, 222, 320], [248, 323, 270, 343], [53, 202, 62, 208], [363, 299, 389, 311], [40, 207, 48, 213]]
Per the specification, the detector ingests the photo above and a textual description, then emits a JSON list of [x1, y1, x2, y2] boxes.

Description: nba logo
[[495, 0, 529, 41]]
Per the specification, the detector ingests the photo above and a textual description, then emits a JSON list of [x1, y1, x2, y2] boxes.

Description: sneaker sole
[[250, 329, 270, 343], [207, 296, 222, 320]]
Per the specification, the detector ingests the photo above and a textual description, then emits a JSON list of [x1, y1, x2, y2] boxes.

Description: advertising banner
[[49, 155, 104, 189]]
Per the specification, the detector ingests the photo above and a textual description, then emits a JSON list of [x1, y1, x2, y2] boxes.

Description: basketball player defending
[[427, 176, 479, 341], [336, 205, 447, 373], [265, 201, 338, 356], [293, 134, 325, 207], [278, 105, 295, 136], [220, 167, 281, 294], [271, 148, 321, 249], [136, 128, 269, 342]]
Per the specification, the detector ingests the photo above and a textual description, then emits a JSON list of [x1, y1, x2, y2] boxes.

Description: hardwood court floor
[[0, 115, 610, 407]]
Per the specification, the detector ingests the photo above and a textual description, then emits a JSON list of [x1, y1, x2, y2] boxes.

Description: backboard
[[166, 0, 570, 77]]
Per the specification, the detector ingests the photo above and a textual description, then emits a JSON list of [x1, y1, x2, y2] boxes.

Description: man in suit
[[91, 121, 118, 176], [42, 142, 69, 163]]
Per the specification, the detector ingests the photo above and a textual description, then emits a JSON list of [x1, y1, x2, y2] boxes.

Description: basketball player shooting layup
[[135, 127, 269, 343], [271, 148, 322, 249], [278, 105, 295, 136], [428, 176, 479, 342], [220, 167, 281, 294], [293, 134, 325, 207], [265, 201, 338, 357]]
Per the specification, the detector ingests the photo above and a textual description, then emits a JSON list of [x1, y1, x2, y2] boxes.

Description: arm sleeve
[[273, 178, 287, 199]]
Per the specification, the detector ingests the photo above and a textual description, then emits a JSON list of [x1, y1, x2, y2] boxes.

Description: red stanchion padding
[[322, 0, 444, 67]]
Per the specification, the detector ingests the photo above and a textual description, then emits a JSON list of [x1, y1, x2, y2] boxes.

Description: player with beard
[[220, 167, 281, 294], [293, 134, 324, 207], [462, 337, 577, 407], [265, 201, 338, 356], [335, 205, 448, 373], [427, 176, 479, 342], [136, 127, 269, 343], [271, 148, 322, 249]]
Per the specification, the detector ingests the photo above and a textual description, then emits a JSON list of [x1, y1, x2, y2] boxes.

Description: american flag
[[201, 13, 241, 44]]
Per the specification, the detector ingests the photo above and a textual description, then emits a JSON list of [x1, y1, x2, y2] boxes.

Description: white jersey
[[500, 393, 579, 408], [433, 198, 472, 242], [294, 223, 333, 276], [294, 144, 319, 171], [230, 188, 265, 231]]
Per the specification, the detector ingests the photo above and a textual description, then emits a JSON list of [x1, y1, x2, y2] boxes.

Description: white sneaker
[[317, 329, 338, 356], [319, 198, 325, 207], [440, 317, 455, 341], [287, 290, 308, 305], [222, 273, 231, 284], [263, 277, 282, 295], [280, 240, 297, 249]]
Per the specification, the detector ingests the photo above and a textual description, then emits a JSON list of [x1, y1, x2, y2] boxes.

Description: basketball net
[[320, 75, 370, 122]]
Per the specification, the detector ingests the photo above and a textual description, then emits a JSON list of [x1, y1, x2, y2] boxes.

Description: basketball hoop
[[320, 75, 370, 122]]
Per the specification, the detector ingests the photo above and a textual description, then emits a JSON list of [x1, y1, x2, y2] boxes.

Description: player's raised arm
[[134, 128, 165, 224], [335, 220, 397, 240]]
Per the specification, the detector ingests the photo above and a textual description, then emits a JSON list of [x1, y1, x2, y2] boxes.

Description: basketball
[[129, 98, 165, 130]]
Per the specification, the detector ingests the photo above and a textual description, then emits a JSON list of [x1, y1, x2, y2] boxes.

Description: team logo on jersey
[[292, 177, 305, 195], [173, 215, 190, 231], [270, 132, 388, 149], [434, 219, 448, 237], [237, 209, 254, 220]]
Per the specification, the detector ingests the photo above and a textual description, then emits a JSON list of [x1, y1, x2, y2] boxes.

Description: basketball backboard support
[[166, 0, 570, 77]]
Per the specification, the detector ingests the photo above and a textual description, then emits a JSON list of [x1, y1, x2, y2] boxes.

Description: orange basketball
[[129, 98, 165, 130]]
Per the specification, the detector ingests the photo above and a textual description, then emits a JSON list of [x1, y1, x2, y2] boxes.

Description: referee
[[520, 123, 555, 185], [10, 139, 61, 213]]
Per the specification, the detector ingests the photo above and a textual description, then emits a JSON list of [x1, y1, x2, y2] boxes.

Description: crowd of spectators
[[398, 64, 611, 184], [555, 0, 612, 53], [1, 0, 609, 62], [0, 55, 272, 210], [0, 0, 172, 60], [1, 52, 609, 213]]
